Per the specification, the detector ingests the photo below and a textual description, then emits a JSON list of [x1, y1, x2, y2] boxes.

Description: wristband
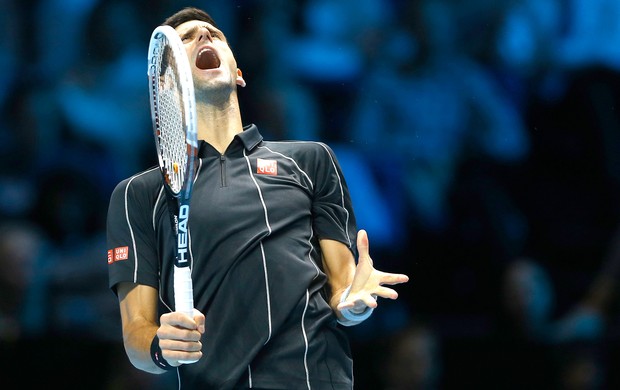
[[337, 285, 374, 327], [150, 335, 175, 371]]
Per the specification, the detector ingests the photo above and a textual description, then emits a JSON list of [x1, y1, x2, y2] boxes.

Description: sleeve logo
[[257, 158, 277, 175], [108, 246, 129, 264]]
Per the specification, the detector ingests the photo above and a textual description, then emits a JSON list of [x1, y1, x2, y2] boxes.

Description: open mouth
[[196, 47, 221, 70]]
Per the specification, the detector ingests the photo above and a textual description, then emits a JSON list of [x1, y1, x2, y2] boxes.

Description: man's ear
[[236, 68, 246, 87]]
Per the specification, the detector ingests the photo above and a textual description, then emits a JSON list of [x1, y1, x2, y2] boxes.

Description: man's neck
[[196, 99, 244, 154]]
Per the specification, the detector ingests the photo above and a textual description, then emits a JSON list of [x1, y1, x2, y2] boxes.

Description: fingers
[[373, 285, 400, 300], [159, 311, 205, 365], [341, 271, 409, 311], [380, 272, 410, 285], [160, 343, 203, 365], [357, 229, 372, 264], [193, 308, 206, 334], [161, 311, 200, 330], [157, 335, 203, 353], [342, 285, 401, 306], [158, 323, 203, 342], [157, 327, 204, 365], [338, 294, 378, 311]]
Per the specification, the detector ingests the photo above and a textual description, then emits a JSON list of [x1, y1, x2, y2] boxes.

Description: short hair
[[162, 7, 218, 29]]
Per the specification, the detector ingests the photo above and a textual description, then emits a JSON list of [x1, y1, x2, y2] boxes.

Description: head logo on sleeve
[[108, 246, 129, 264], [257, 158, 277, 176]]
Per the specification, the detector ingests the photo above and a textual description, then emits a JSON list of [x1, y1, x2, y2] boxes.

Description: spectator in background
[[346, 0, 531, 310], [0, 0, 19, 107], [495, 0, 620, 276], [0, 221, 48, 341], [242, 0, 403, 251], [349, 0, 529, 236], [556, 0, 620, 71], [241, 0, 322, 142], [33, 0, 99, 82], [0, 1, 37, 221], [29, 165, 113, 339], [496, 257, 607, 389], [1, 0, 619, 388], [495, 222, 620, 388], [0, 218, 170, 389], [380, 322, 442, 390], [280, 0, 395, 141], [54, 0, 153, 180]]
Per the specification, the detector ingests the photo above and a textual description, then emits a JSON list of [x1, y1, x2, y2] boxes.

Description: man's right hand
[[157, 309, 206, 365]]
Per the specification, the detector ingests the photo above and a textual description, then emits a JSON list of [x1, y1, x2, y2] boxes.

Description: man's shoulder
[[111, 166, 162, 198], [261, 139, 334, 158]]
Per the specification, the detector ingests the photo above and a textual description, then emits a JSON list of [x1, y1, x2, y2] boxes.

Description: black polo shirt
[[107, 124, 358, 389]]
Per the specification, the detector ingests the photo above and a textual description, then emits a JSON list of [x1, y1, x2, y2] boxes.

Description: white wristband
[[337, 285, 374, 327]]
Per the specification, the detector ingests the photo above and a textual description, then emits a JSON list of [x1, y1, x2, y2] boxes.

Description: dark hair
[[162, 7, 217, 29]]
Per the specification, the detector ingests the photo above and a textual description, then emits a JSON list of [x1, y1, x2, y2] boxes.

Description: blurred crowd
[[1, 0, 620, 388]]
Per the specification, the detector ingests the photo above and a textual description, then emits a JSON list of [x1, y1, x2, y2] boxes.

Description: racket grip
[[174, 265, 199, 364], [174, 265, 194, 317]]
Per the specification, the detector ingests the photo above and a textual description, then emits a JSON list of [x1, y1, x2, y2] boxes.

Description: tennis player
[[106, 7, 409, 389]]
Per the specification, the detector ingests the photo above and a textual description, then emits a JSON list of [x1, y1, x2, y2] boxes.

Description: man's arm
[[320, 238, 357, 319], [117, 282, 205, 373], [320, 230, 409, 324], [117, 282, 167, 373]]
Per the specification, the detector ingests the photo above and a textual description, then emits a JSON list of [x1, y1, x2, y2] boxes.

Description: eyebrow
[[179, 24, 224, 40]]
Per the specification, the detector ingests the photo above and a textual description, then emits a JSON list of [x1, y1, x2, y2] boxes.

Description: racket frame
[[147, 25, 198, 319]]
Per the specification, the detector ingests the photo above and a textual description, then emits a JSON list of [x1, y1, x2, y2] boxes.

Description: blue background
[[1, 0, 620, 388]]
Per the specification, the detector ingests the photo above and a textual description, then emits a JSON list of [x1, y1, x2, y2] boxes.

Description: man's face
[[174, 20, 245, 93]]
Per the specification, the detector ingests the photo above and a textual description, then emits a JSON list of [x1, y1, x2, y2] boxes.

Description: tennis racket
[[147, 25, 198, 327]]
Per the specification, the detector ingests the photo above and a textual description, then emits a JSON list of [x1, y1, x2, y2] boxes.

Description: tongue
[[196, 48, 221, 70]]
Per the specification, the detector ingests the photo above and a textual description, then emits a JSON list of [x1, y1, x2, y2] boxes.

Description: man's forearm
[[123, 320, 167, 374], [117, 283, 168, 374]]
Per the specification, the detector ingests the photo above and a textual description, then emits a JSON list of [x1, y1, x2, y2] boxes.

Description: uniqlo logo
[[257, 158, 277, 175], [108, 246, 129, 264]]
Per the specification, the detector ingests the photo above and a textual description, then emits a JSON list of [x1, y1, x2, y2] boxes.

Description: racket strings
[[154, 48, 189, 195]]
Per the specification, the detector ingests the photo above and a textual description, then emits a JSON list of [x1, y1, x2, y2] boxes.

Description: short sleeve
[[106, 174, 161, 294], [311, 143, 358, 256]]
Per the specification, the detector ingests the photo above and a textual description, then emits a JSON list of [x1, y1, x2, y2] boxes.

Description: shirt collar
[[198, 124, 263, 157], [236, 124, 263, 151]]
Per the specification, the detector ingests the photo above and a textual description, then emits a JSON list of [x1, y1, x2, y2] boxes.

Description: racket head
[[148, 25, 198, 200]]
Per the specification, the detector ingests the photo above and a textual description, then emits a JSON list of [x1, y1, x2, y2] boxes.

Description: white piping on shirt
[[258, 144, 322, 279], [261, 141, 352, 248], [302, 289, 311, 390], [244, 143, 352, 389], [244, 150, 272, 235], [124, 167, 159, 282], [259, 242, 272, 344], [316, 142, 352, 248], [153, 186, 172, 312], [258, 145, 314, 190], [188, 158, 203, 275], [243, 149, 273, 343], [153, 187, 164, 231], [244, 149, 274, 388]]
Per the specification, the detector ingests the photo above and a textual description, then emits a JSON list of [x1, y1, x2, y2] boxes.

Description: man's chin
[[193, 70, 225, 87], [194, 78, 236, 100]]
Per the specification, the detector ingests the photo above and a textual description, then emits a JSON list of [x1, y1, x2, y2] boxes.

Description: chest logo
[[257, 158, 278, 176]]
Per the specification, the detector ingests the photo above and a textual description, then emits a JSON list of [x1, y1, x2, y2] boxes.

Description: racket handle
[[174, 265, 194, 317], [174, 265, 199, 364]]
